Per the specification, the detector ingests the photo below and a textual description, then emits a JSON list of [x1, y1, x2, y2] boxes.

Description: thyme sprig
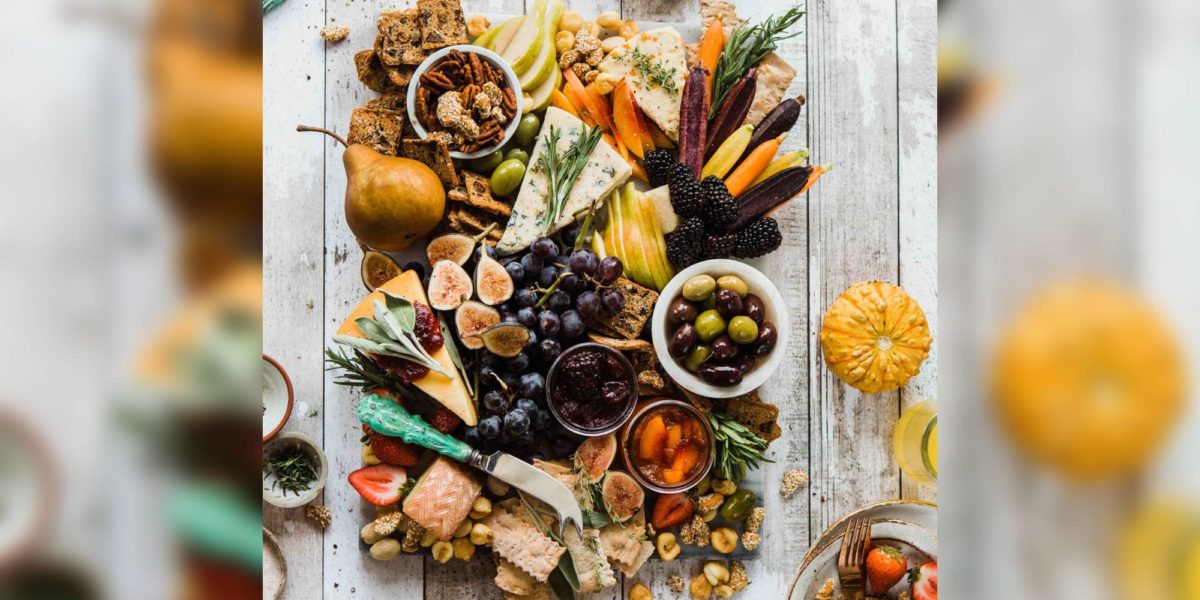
[[616, 48, 679, 94], [538, 124, 604, 234], [263, 447, 317, 496], [706, 410, 773, 481], [709, 7, 806, 118]]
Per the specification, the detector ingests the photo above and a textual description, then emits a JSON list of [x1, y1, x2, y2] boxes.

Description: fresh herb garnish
[[706, 410, 773, 481], [709, 7, 806, 118], [617, 48, 679, 94], [537, 124, 604, 234], [331, 290, 454, 379], [263, 447, 317, 496]]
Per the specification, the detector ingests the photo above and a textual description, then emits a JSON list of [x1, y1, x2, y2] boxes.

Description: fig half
[[426, 233, 476, 267], [474, 253, 514, 306], [361, 249, 402, 291], [574, 433, 617, 483], [479, 322, 531, 358], [455, 301, 500, 350], [427, 260, 473, 311], [601, 471, 645, 523]]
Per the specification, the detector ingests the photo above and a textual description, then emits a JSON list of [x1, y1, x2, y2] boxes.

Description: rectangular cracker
[[347, 106, 406, 156], [450, 205, 504, 241], [378, 9, 426, 66], [417, 0, 469, 50], [461, 171, 513, 217], [354, 48, 398, 94], [400, 137, 459, 187], [583, 278, 658, 340]]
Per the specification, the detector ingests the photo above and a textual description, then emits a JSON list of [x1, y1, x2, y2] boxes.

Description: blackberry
[[734, 217, 783, 258], [645, 150, 677, 188], [702, 232, 738, 260], [700, 176, 739, 230], [667, 166, 703, 217], [666, 217, 706, 269]]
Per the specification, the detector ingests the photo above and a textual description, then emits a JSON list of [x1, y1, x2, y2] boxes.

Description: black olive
[[668, 323, 699, 359], [743, 294, 766, 325], [754, 322, 778, 357], [709, 335, 738, 361], [668, 297, 699, 325], [715, 289, 744, 319], [697, 363, 744, 386]]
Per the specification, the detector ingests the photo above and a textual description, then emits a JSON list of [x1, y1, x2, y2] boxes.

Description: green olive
[[490, 159, 527, 196], [469, 150, 504, 174], [683, 345, 711, 371], [716, 275, 750, 297], [718, 489, 757, 522], [504, 148, 530, 165], [694, 310, 727, 343], [728, 316, 759, 345], [681, 275, 717, 302], [514, 114, 541, 147]]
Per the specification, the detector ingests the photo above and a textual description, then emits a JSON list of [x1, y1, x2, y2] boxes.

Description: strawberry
[[430, 407, 461, 434], [865, 545, 908, 593], [909, 561, 937, 600], [347, 464, 408, 506], [369, 433, 421, 467]]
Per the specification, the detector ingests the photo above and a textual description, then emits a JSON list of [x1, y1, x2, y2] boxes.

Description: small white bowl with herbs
[[263, 432, 327, 508]]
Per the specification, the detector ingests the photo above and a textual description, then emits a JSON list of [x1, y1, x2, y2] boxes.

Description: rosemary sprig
[[709, 7, 806, 119], [263, 447, 317, 496], [331, 290, 454, 379], [616, 48, 679, 94], [706, 411, 773, 481], [538, 124, 604, 234]]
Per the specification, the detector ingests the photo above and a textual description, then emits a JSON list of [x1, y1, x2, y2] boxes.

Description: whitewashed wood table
[[263, 0, 936, 597]]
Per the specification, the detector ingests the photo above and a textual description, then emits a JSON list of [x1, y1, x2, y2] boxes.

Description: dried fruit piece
[[656, 532, 681, 561], [361, 250, 403, 291], [479, 322, 531, 358], [574, 433, 617, 482], [601, 471, 644, 522], [474, 253, 514, 305], [651, 493, 695, 529], [427, 260, 473, 311], [454, 301, 500, 350], [710, 527, 737, 554]]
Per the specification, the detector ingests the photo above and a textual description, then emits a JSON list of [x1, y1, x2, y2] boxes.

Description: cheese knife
[[358, 393, 583, 535]]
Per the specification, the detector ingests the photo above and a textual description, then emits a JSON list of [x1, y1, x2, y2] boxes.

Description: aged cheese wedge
[[402, 456, 482, 541], [337, 270, 478, 425], [497, 107, 632, 255], [598, 27, 688, 142]]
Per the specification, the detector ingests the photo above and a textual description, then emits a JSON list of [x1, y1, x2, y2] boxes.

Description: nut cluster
[[415, 49, 517, 152]]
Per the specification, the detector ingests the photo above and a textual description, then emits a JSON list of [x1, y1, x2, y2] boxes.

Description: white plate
[[790, 519, 937, 599]]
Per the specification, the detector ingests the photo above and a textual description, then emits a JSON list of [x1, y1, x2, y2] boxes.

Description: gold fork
[[837, 518, 873, 600]]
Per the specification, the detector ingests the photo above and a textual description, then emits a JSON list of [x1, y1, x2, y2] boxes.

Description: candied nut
[[453, 537, 475, 560], [468, 496, 493, 520], [629, 582, 654, 600], [741, 531, 762, 551], [419, 529, 438, 548], [712, 480, 737, 496], [596, 11, 621, 28], [601, 36, 626, 53], [780, 468, 809, 498], [656, 532, 681, 561], [713, 584, 734, 599], [362, 444, 381, 465], [585, 48, 604, 66], [453, 519, 473, 539], [690, 573, 713, 600], [360, 522, 385, 545], [467, 14, 490, 38], [745, 507, 766, 534], [697, 493, 724, 513], [703, 561, 730, 586], [320, 24, 349, 43], [369, 538, 401, 561], [469, 522, 493, 545], [431, 540, 454, 563], [618, 19, 639, 39], [583, 70, 599, 84], [560, 11, 583, 33], [668, 575, 686, 593], [306, 505, 332, 528], [373, 511, 403, 536], [587, 77, 615, 96], [555, 30, 575, 55], [571, 62, 592, 80], [729, 561, 750, 591], [486, 476, 510, 496], [710, 528, 738, 554], [560, 49, 582, 71]]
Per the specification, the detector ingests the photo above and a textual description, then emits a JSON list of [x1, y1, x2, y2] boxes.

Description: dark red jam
[[549, 347, 636, 431]]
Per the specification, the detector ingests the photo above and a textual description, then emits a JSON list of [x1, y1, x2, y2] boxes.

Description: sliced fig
[[474, 253, 515, 306], [574, 433, 617, 482], [455, 301, 500, 350], [361, 249, 402, 291], [601, 470, 645, 523], [427, 260, 473, 311], [426, 234, 476, 267], [479, 322, 531, 358]]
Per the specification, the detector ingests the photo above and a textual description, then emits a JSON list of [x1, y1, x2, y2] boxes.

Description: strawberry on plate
[[348, 464, 408, 505], [909, 561, 937, 600], [370, 433, 421, 467], [866, 545, 908, 593]]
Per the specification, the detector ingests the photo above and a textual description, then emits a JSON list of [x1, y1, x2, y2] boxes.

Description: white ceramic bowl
[[262, 355, 294, 442], [652, 259, 790, 398], [262, 432, 327, 508], [406, 45, 523, 160]]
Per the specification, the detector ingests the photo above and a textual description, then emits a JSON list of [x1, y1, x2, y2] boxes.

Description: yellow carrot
[[725, 134, 787, 197], [748, 148, 811, 188], [701, 124, 753, 179]]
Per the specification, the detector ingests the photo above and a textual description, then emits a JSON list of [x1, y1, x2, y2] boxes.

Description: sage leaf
[[381, 290, 416, 331]]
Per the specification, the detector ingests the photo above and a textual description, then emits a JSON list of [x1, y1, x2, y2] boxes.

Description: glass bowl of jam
[[619, 399, 714, 494], [546, 343, 639, 436]]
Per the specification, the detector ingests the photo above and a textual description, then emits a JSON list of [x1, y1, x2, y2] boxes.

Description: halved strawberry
[[369, 433, 421, 467], [909, 561, 937, 600], [866, 545, 908, 593], [430, 407, 461, 434], [348, 464, 408, 506]]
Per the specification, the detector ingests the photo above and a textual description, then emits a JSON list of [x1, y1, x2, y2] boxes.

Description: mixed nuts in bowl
[[406, 45, 522, 158]]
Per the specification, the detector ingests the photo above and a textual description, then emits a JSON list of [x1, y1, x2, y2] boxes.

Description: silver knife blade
[[472, 451, 583, 535]]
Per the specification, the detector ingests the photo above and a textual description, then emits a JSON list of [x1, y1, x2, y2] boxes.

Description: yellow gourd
[[819, 281, 932, 393]]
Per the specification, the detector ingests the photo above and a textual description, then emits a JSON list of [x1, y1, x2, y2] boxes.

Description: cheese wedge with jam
[[337, 270, 477, 426], [598, 27, 688, 142], [497, 107, 631, 255]]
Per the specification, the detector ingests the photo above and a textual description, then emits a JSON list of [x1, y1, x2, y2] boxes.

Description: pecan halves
[[502, 87, 517, 113], [468, 53, 484, 84], [461, 84, 480, 103], [420, 70, 455, 90]]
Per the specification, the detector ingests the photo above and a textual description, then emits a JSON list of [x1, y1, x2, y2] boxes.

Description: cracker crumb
[[780, 468, 809, 498], [814, 578, 836, 600], [320, 24, 350, 43], [667, 575, 685, 593], [305, 504, 332, 528]]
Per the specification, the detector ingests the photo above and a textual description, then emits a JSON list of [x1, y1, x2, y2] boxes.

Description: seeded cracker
[[355, 49, 398, 94], [400, 138, 459, 187], [348, 107, 405, 156], [417, 0, 469, 51], [320, 24, 350, 43], [583, 277, 658, 340], [461, 171, 513, 217], [378, 9, 426, 66]]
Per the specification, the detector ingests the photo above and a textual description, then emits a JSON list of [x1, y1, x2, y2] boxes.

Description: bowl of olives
[[651, 260, 789, 398]]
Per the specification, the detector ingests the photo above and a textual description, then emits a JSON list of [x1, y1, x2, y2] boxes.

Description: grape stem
[[533, 272, 570, 310]]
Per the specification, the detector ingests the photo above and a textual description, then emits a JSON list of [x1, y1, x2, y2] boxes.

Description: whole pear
[[299, 126, 445, 251]]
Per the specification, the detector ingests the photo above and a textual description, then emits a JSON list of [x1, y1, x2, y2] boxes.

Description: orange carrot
[[725, 134, 787, 197], [698, 18, 725, 94], [550, 88, 580, 119], [563, 68, 614, 132]]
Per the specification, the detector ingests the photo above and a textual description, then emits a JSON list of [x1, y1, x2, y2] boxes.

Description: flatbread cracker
[[378, 9, 426, 66], [400, 138, 459, 187], [354, 49, 397, 94], [348, 106, 406, 156], [461, 171, 513, 217], [417, 0, 469, 50]]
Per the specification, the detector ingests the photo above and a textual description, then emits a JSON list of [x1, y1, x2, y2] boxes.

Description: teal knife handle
[[358, 394, 473, 462]]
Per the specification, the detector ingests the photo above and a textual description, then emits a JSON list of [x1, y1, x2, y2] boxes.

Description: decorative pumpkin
[[992, 281, 1183, 480], [819, 281, 932, 393]]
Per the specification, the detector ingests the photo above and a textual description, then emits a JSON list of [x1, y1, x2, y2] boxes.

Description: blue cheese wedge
[[598, 27, 688, 142], [497, 107, 632, 255]]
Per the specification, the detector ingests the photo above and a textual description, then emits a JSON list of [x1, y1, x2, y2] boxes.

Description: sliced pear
[[524, 65, 561, 113], [635, 186, 675, 290], [490, 16, 524, 54], [501, 0, 546, 74], [473, 21, 502, 48], [519, 0, 563, 90]]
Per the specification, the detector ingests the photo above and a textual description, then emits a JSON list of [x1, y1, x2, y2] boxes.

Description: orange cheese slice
[[337, 270, 478, 426]]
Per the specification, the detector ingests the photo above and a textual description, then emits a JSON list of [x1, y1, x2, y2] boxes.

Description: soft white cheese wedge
[[644, 185, 678, 234], [598, 27, 688, 142], [497, 107, 632, 255]]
